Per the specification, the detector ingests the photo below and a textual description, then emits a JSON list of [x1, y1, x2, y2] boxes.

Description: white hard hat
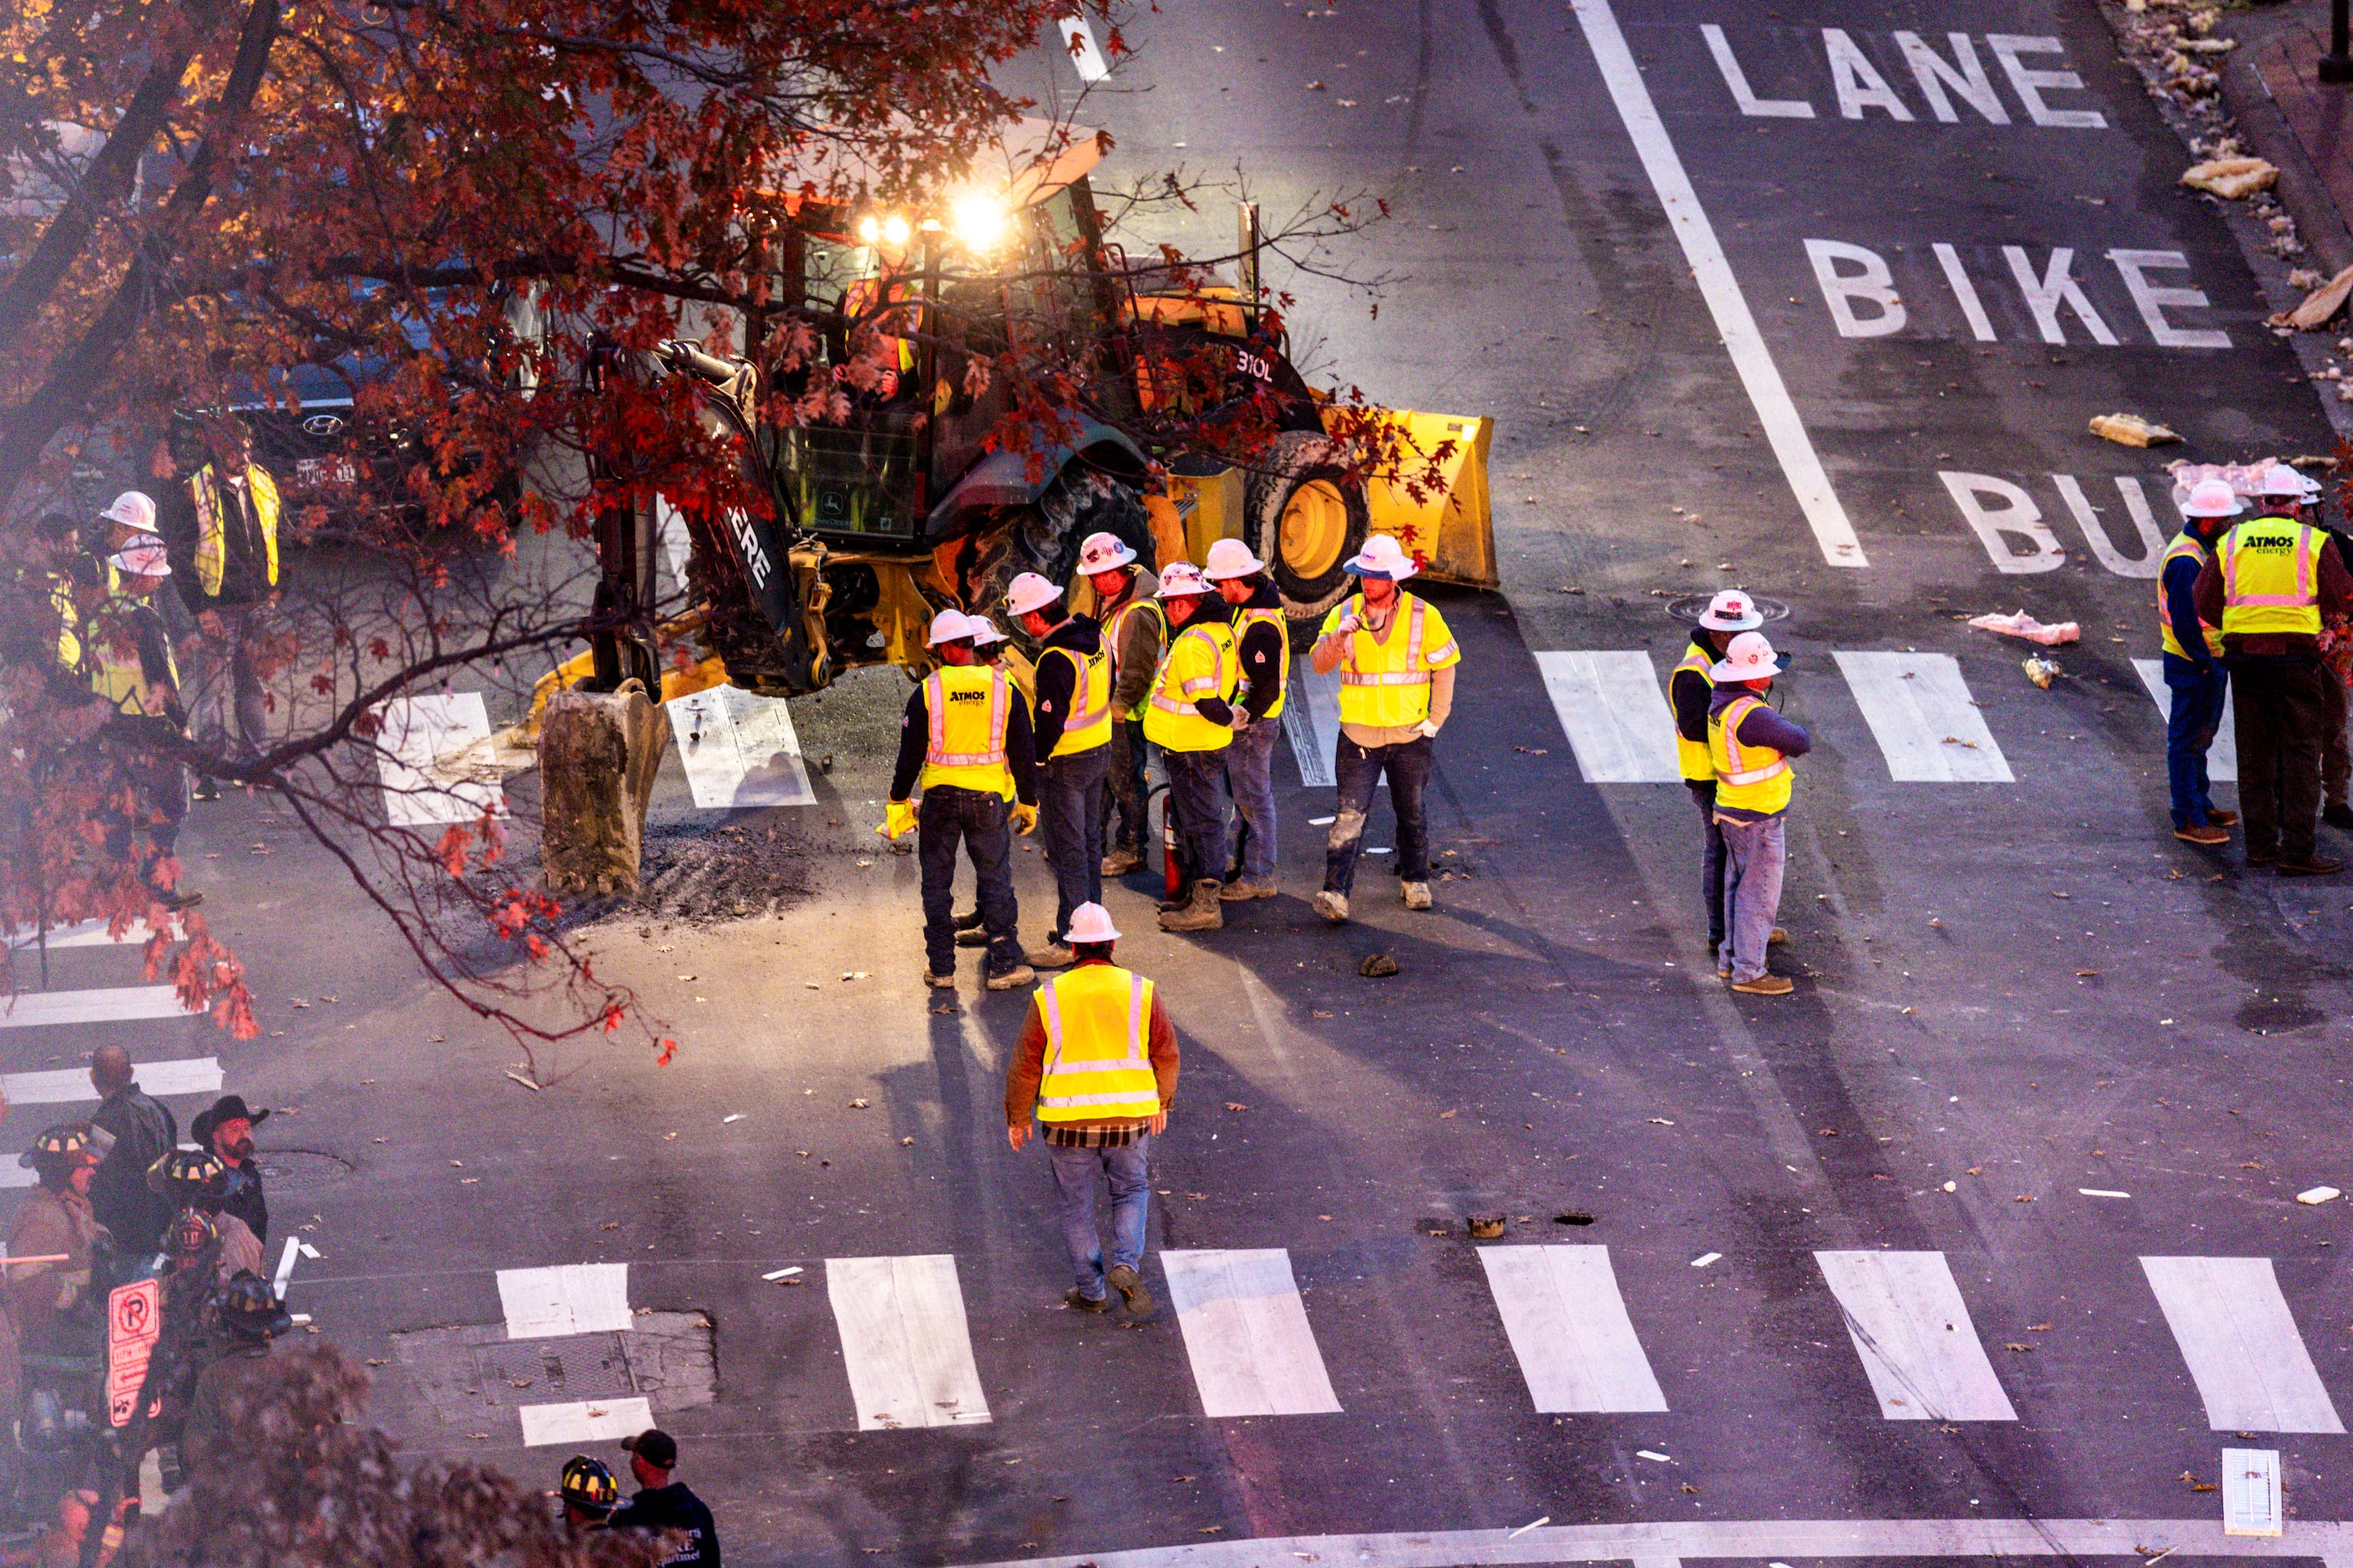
[[108, 534, 170, 578], [1709, 630, 1779, 682], [1003, 572, 1062, 618], [2258, 465, 2313, 498], [2181, 478, 2245, 518], [1075, 531, 1138, 573], [969, 616, 1009, 646], [1156, 561, 1212, 598], [1202, 538, 1266, 580], [1343, 533, 1418, 581], [1063, 902, 1121, 944], [100, 492, 155, 533], [1698, 589, 1763, 631], [925, 608, 977, 646]]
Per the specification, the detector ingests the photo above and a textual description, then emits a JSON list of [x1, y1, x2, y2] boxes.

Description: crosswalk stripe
[[1832, 652, 2014, 782], [2140, 1256, 2344, 1433], [669, 686, 816, 809], [0, 987, 182, 1029], [376, 692, 507, 828], [1815, 1251, 2016, 1422], [3, 1057, 220, 1105], [518, 1395, 655, 1448], [496, 1263, 633, 1340], [1532, 652, 1683, 783], [2132, 660, 2239, 781], [1161, 1247, 1342, 1418], [2223, 1447, 2285, 1537], [826, 1254, 991, 1429], [1281, 665, 1343, 788], [1478, 1244, 1669, 1413], [6, 919, 164, 950]]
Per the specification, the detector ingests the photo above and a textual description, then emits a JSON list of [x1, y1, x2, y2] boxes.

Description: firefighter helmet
[[145, 1146, 225, 1200], [217, 1270, 291, 1340], [559, 1455, 619, 1517], [18, 1123, 99, 1171], [167, 1208, 218, 1262]]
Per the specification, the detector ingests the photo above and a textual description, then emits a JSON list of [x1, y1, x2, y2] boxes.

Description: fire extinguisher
[[1152, 782, 1182, 904]]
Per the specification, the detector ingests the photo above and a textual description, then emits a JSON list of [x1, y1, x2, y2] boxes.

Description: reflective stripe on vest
[[1333, 594, 1456, 727], [190, 464, 281, 598], [1036, 966, 1160, 1121], [1709, 694, 1794, 817], [1234, 606, 1290, 719], [2157, 532, 2224, 659], [2220, 518, 2324, 635], [1671, 648, 1715, 782], [919, 665, 1015, 797], [1047, 641, 1113, 757]]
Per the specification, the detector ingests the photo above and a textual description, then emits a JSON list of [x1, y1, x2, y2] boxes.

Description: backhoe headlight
[[950, 192, 1008, 253]]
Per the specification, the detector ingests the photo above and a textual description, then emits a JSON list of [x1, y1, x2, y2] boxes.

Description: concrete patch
[[389, 1310, 715, 1430]]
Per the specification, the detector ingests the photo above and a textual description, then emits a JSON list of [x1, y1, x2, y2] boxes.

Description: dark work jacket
[[610, 1482, 721, 1568], [1670, 630, 1723, 797], [89, 1085, 176, 1255], [1228, 579, 1286, 720], [218, 1160, 268, 1246], [1030, 615, 1102, 760]]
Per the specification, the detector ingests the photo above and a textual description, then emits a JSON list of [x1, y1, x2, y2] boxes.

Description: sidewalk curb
[[2221, 4, 2353, 281]]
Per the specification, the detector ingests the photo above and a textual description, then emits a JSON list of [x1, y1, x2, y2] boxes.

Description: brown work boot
[[1402, 881, 1434, 910], [923, 969, 956, 989], [955, 925, 989, 948], [1160, 880, 1225, 932], [1729, 974, 1795, 996], [1312, 889, 1349, 923], [1064, 1287, 1110, 1313], [984, 964, 1037, 989], [1106, 1264, 1155, 1317], [1101, 847, 1141, 876], [2207, 808, 2241, 827], [2175, 823, 2229, 846], [2278, 856, 2344, 877], [1219, 878, 1276, 902], [1027, 943, 1076, 969]]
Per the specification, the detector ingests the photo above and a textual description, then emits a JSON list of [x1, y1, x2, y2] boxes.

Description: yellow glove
[[877, 800, 918, 840], [1012, 802, 1039, 836]]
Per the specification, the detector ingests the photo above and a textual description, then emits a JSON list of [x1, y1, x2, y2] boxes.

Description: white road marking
[[1571, 0, 1866, 569], [1161, 1248, 1342, 1418], [1477, 1244, 1669, 1413], [826, 1254, 992, 1429], [3, 1057, 220, 1105], [0, 987, 184, 1029], [1532, 652, 1683, 784], [517, 1396, 655, 1448], [1699, 24, 1814, 118], [2141, 1256, 2344, 1433], [376, 692, 506, 828], [946, 1515, 2353, 1568], [1832, 652, 2014, 781], [2133, 659, 2240, 781], [2225, 1449, 2285, 1538], [1930, 245, 1999, 341], [6, 919, 164, 949], [668, 685, 816, 809], [1056, 14, 1111, 81], [1815, 1251, 2016, 1422], [496, 1263, 634, 1340]]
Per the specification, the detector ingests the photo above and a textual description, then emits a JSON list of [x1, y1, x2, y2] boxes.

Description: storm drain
[[390, 1310, 716, 1429]]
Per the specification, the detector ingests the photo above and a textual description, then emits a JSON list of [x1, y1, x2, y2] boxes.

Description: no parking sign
[[104, 1278, 159, 1429]]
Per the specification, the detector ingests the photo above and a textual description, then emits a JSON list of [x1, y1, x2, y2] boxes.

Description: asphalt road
[[18, 2, 2353, 1564]]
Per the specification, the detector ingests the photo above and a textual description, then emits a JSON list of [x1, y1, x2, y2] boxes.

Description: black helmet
[[146, 1146, 225, 1203], [217, 1271, 291, 1339], [20, 1124, 100, 1188], [166, 1207, 218, 1264], [559, 1455, 618, 1517]]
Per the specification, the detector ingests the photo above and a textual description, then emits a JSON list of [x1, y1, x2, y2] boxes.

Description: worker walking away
[[1672, 591, 1788, 954], [1707, 632, 1810, 995], [1142, 564, 1238, 930], [1075, 533, 1162, 876], [2162, 478, 2246, 846], [1204, 539, 1286, 901], [2194, 464, 2353, 874], [878, 610, 1039, 989], [610, 1429, 721, 1568], [1005, 573, 1111, 968], [1004, 903, 1177, 1317], [179, 1272, 291, 1480], [1308, 534, 1460, 923]]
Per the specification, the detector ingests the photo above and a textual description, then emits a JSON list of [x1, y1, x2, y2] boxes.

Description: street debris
[[1969, 609, 2079, 646], [1943, 1181, 1958, 1192], [723, 1113, 745, 1124], [2079, 1188, 2131, 1199], [2296, 1186, 2340, 1205], [1359, 953, 1400, 978], [1689, 1252, 1721, 1268], [2088, 412, 2180, 448], [503, 1071, 542, 1092], [1467, 1215, 1509, 1238], [848, 1098, 871, 1109], [1636, 1450, 1672, 1463], [2022, 656, 2063, 690], [1508, 1518, 1551, 1540], [2270, 265, 2353, 331], [2179, 156, 2278, 200]]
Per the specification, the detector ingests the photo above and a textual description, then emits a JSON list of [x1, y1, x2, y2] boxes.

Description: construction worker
[[2194, 465, 2353, 874], [559, 1456, 620, 1531], [1005, 572, 1111, 968], [1004, 903, 1177, 1316], [1672, 590, 1760, 953], [879, 609, 1039, 989], [1204, 538, 1285, 901], [1074, 532, 1162, 876], [968, 615, 1010, 664], [1141, 564, 1237, 931], [82, 521, 199, 910], [155, 414, 279, 791], [2162, 478, 2246, 846], [1308, 534, 1460, 923], [1708, 631, 1809, 995], [180, 1272, 291, 1479]]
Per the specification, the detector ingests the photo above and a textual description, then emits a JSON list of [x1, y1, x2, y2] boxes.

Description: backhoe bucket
[[1325, 408, 1497, 589]]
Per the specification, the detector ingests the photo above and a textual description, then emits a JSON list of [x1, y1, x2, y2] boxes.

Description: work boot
[[2247, 849, 2279, 867], [1160, 880, 1225, 932], [1063, 1287, 1109, 1313], [154, 888, 203, 912], [1101, 846, 1141, 876], [984, 964, 1037, 990], [924, 969, 956, 989], [2278, 856, 2345, 877], [190, 776, 221, 802], [1312, 889, 1349, 923], [2325, 804, 2353, 831], [2208, 808, 2241, 827], [1219, 878, 1277, 902], [2175, 823, 2230, 846], [1769, 927, 1789, 945], [954, 910, 989, 948], [1402, 881, 1433, 910], [1729, 974, 1794, 996], [1106, 1264, 1155, 1318], [1027, 943, 1076, 970]]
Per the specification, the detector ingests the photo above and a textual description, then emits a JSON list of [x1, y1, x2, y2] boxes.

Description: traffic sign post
[[104, 1279, 159, 1430]]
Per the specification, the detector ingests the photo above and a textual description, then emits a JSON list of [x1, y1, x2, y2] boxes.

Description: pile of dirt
[[628, 820, 826, 921]]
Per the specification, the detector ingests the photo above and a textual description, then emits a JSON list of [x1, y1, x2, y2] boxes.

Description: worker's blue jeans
[[1714, 812, 1786, 984], [1691, 782, 1727, 946], [1048, 1136, 1151, 1301], [918, 787, 1021, 977], [1038, 747, 1109, 943], [1162, 747, 1231, 887], [1224, 716, 1281, 884], [2162, 653, 2228, 829]]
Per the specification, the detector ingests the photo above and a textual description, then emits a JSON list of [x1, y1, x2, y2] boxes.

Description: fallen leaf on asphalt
[[2077, 969, 2100, 978], [901, 1137, 915, 1146], [2004, 1343, 2036, 1353], [372, 1137, 387, 1144], [600, 1222, 620, 1231], [676, 974, 697, 982], [448, 1160, 463, 1167], [2014, 1194, 2036, 1203], [1967, 1166, 1982, 1175], [1185, 1191, 1209, 1201], [2027, 1323, 2052, 1331], [1681, 1484, 1701, 1495], [366, 1358, 387, 1367], [849, 1098, 871, 1109], [1200, 1527, 1224, 1536], [1647, 1117, 1675, 1126], [1225, 1102, 1249, 1112], [1312, 1009, 1333, 1018]]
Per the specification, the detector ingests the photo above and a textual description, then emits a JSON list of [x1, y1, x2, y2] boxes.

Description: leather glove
[[1413, 719, 1440, 739], [1012, 802, 1040, 836], [876, 799, 918, 840]]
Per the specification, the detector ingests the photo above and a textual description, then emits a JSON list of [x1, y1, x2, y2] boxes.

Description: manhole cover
[[1663, 594, 1791, 625], [254, 1149, 356, 1189]]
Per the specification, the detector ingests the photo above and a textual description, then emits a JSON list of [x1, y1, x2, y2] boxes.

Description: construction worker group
[[880, 529, 1460, 989]]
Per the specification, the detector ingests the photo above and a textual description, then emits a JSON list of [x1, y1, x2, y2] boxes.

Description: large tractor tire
[[964, 468, 1151, 637], [1247, 430, 1369, 625]]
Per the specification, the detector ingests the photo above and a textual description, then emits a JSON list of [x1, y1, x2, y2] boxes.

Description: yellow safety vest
[[1671, 645, 1715, 782], [1142, 620, 1237, 753], [190, 463, 281, 598], [1708, 693, 1792, 817], [1035, 963, 1161, 1123], [44, 575, 81, 672], [1102, 591, 1166, 685], [2219, 517, 2324, 636], [1045, 640, 1112, 758], [1322, 593, 1460, 729], [2158, 532, 2225, 659], [918, 664, 1015, 799], [84, 599, 179, 720], [1233, 606, 1289, 720]]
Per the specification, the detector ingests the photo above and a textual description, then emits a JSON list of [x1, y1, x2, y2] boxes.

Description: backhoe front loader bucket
[[1327, 407, 1497, 589]]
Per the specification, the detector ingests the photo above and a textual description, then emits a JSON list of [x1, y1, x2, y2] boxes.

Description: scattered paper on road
[[2088, 413, 2180, 448], [2295, 1186, 2340, 1205], [2079, 1188, 2131, 1199], [2179, 157, 2278, 200], [2270, 264, 2353, 331], [1690, 1252, 1721, 1268], [1969, 609, 2078, 646]]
